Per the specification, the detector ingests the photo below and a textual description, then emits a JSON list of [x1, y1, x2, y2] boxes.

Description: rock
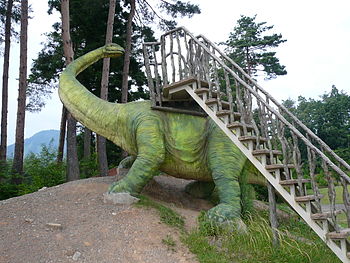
[[103, 192, 139, 205], [45, 223, 63, 230], [72, 251, 81, 261]]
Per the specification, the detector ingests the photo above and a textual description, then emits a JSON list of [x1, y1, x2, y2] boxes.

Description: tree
[[0, 0, 20, 49], [121, 0, 135, 104], [0, 0, 14, 163], [29, 0, 152, 172], [283, 86, 350, 161], [12, 0, 28, 176], [29, 0, 200, 171], [121, 0, 200, 103], [97, 0, 117, 177], [61, 0, 80, 181], [223, 15, 287, 79]]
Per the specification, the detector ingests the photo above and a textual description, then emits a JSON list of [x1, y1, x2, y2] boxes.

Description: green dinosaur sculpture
[[59, 44, 263, 225]]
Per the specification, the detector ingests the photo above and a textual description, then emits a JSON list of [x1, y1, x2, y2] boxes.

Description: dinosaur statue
[[59, 44, 263, 225]]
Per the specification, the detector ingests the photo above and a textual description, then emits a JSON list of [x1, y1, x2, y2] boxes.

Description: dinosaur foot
[[108, 180, 135, 194], [206, 204, 247, 233]]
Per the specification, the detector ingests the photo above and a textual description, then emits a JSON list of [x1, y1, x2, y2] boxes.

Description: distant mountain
[[7, 130, 60, 158]]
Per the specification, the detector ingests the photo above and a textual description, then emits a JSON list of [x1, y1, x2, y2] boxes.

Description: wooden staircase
[[143, 27, 350, 263]]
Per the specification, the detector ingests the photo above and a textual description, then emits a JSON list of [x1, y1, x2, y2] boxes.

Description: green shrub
[[18, 145, 66, 195]]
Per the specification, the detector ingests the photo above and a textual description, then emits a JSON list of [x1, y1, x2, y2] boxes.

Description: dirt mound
[[0, 176, 213, 263]]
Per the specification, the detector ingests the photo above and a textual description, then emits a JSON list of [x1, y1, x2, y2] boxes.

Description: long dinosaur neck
[[59, 46, 123, 144]]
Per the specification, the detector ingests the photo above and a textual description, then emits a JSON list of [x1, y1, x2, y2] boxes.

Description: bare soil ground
[[0, 175, 213, 263]]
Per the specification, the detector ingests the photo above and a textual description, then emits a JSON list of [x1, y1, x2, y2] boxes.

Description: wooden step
[[279, 179, 311, 186], [205, 98, 230, 109], [311, 210, 343, 220], [163, 77, 199, 97], [227, 122, 254, 132], [239, 136, 267, 144], [252, 149, 282, 156], [295, 194, 324, 203], [194, 87, 224, 97], [327, 229, 350, 239], [216, 110, 231, 117], [265, 164, 294, 171]]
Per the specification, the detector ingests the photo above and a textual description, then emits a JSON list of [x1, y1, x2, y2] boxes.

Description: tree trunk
[[83, 127, 91, 160], [12, 0, 28, 177], [57, 105, 67, 163], [96, 0, 116, 176], [0, 0, 14, 164], [121, 0, 135, 103], [268, 182, 279, 247], [66, 113, 79, 181], [120, 0, 135, 159], [61, 0, 79, 181]]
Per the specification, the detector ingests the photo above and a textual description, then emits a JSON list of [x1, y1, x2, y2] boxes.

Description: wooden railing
[[143, 26, 350, 262]]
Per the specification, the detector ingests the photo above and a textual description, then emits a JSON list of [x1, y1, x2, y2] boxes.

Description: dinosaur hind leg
[[207, 128, 247, 223]]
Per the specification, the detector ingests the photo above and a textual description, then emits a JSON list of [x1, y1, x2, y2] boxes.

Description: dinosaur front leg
[[207, 128, 247, 224], [118, 155, 136, 169], [109, 122, 165, 195]]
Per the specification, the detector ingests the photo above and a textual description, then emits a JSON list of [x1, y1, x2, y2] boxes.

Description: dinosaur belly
[[159, 113, 212, 181]]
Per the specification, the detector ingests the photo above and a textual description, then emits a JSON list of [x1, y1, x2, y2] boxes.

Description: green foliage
[[183, 211, 341, 263], [283, 86, 350, 158], [136, 195, 185, 230], [136, 0, 200, 30], [29, 0, 153, 112], [223, 15, 286, 79], [18, 145, 65, 194], [0, 144, 66, 200], [0, 0, 21, 48]]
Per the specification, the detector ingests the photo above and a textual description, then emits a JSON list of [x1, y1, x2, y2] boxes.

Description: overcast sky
[[1, 0, 350, 145]]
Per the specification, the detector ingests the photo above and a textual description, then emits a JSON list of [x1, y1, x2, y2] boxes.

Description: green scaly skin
[[59, 44, 264, 225]]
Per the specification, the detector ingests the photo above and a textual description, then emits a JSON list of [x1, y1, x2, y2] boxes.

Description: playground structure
[[143, 27, 350, 263]]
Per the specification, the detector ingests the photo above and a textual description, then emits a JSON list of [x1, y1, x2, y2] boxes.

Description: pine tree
[[0, 0, 14, 163], [97, 0, 117, 177], [224, 15, 287, 79], [12, 0, 28, 177], [61, 0, 80, 181]]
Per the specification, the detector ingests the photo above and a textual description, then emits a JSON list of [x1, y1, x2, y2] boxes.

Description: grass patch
[[308, 185, 349, 226], [162, 234, 177, 251], [135, 195, 185, 230], [316, 185, 349, 205], [136, 195, 341, 262], [183, 210, 341, 263]]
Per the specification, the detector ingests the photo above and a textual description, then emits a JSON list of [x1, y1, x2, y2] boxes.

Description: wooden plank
[[163, 77, 197, 97], [205, 98, 230, 109], [239, 136, 267, 143], [311, 210, 343, 220], [279, 179, 311, 186], [295, 194, 324, 202], [252, 149, 282, 156], [227, 122, 254, 131], [327, 229, 350, 239], [194, 87, 225, 97], [265, 164, 294, 171]]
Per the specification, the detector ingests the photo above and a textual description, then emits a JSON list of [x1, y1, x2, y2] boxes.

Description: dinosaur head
[[103, 43, 125, 58]]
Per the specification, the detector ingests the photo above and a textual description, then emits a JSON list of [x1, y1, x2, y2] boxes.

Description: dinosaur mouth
[[105, 43, 125, 56]]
